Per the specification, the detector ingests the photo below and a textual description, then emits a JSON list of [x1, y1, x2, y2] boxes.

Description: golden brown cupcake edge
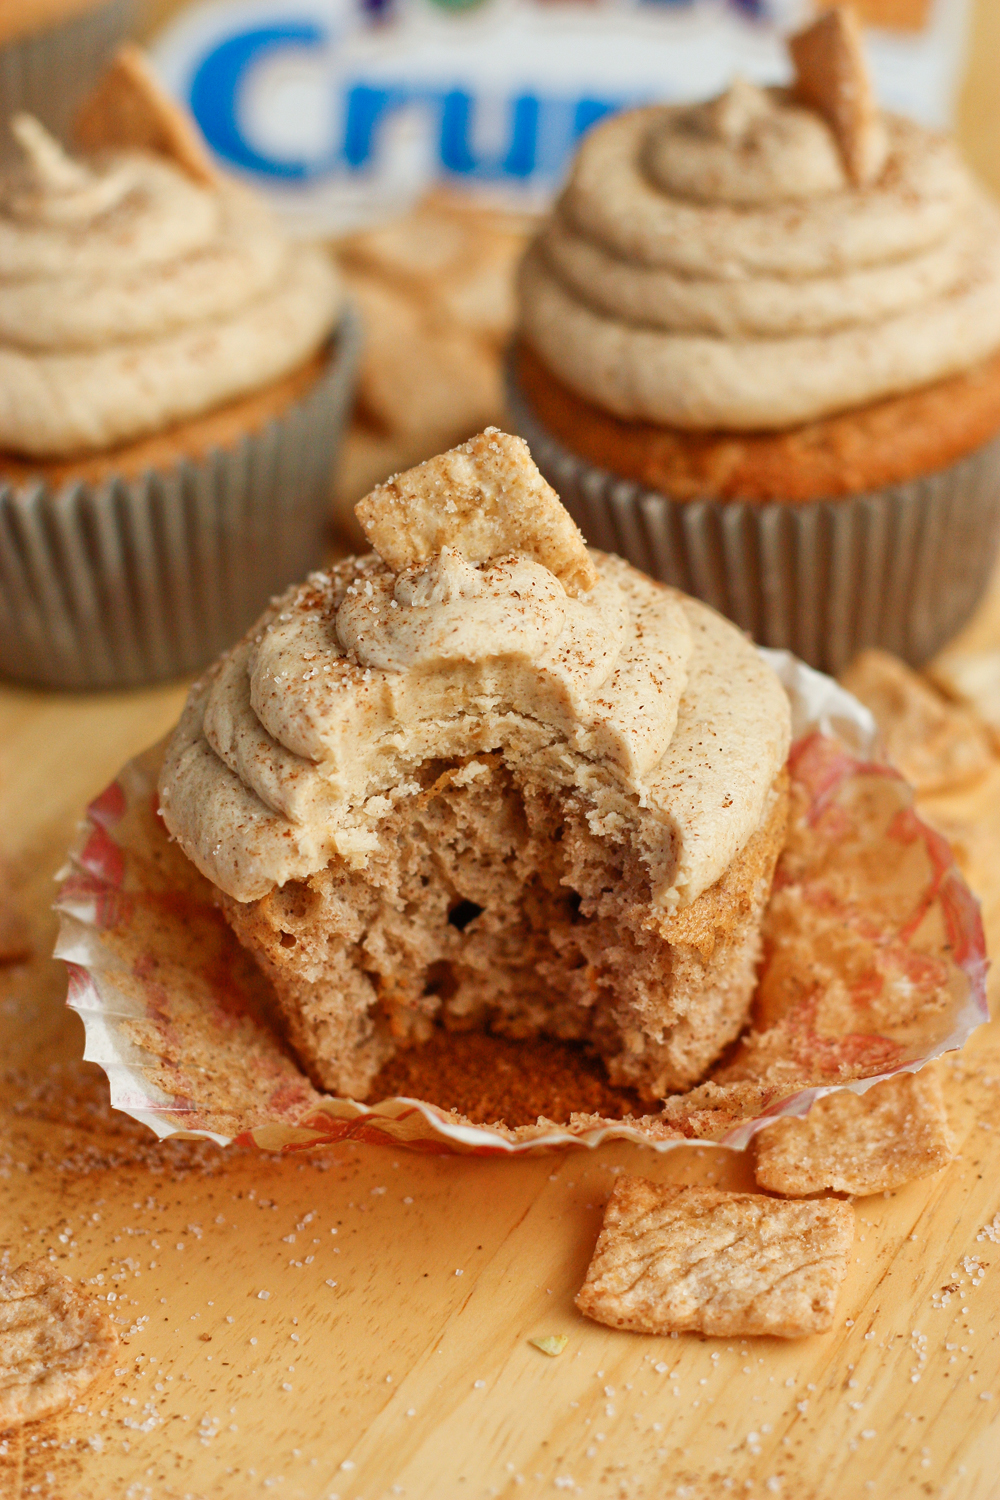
[[0, 349, 330, 490], [514, 341, 1000, 505]]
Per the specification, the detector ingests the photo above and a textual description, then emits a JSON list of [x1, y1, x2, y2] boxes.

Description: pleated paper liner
[[507, 369, 1000, 677], [0, 309, 361, 691], [0, 0, 135, 165], [53, 654, 987, 1157]]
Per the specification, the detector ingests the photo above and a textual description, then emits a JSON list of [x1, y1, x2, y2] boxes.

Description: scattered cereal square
[[0, 1260, 117, 1430], [753, 1069, 954, 1198], [840, 649, 992, 795], [575, 1178, 853, 1339]]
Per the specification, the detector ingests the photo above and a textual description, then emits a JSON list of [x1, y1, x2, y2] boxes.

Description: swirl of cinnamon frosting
[[518, 85, 1000, 430], [0, 117, 343, 457], [158, 434, 791, 911]]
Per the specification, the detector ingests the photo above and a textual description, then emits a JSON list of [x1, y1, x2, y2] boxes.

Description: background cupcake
[[0, 46, 358, 691], [509, 6, 1000, 673]]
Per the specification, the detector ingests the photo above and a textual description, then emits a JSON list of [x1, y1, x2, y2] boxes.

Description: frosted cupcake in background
[[0, 46, 357, 691], [0, 0, 133, 163], [509, 6, 1000, 674]]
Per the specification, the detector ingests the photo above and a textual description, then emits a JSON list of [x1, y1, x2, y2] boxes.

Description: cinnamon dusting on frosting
[[158, 432, 790, 911], [518, 21, 1000, 431], [0, 100, 341, 457]]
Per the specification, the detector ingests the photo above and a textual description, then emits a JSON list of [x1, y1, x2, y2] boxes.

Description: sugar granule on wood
[[575, 1178, 854, 1339]]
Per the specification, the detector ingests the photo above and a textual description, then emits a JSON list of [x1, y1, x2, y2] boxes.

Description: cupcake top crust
[[518, 7, 1000, 431], [0, 101, 342, 457], [158, 430, 791, 911]]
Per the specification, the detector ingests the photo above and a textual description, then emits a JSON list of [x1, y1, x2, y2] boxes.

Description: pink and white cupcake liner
[[53, 651, 988, 1157]]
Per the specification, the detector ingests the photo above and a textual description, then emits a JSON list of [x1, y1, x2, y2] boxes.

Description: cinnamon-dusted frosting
[[0, 116, 342, 456], [159, 431, 790, 909], [518, 81, 1000, 430]]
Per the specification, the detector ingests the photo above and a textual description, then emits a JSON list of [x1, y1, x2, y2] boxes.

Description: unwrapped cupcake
[[509, 6, 1000, 673], [157, 428, 791, 1104], [0, 46, 358, 691]]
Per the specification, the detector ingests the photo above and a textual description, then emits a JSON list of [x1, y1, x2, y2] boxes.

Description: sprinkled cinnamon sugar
[[370, 1030, 646, 1129]]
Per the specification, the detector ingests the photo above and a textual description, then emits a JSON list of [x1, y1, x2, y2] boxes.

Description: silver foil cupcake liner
[[507, 369, 1000, 675], [0, 0, 135, 162], [0, 307, 361, 691]]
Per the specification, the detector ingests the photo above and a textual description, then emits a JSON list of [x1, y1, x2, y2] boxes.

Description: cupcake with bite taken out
[[157, 429, 792, 1106], [0, 46, 358, 690], [508, 6, 1000, 673]]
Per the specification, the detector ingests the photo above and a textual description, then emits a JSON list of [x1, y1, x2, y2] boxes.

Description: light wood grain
[[2, 607, 1000, 1500], [0, 8, 998, 1498]]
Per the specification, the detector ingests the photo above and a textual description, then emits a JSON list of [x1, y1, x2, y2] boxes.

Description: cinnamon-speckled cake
[[158, 430, 791, 1103]]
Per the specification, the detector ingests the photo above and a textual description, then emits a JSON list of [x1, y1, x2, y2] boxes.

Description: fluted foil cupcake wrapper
[[0, 308, 361, 691], [0, 0, 135, 160], [507, 370, 1000, 675]]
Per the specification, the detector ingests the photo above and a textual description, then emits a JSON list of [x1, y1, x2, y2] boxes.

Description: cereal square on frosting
[[575, 1178, 854, 1338], [74, 43, 217, 185], [354, 428, 598, 596], [788, 7, 886, 187], [753, 1070, 954, 1198]]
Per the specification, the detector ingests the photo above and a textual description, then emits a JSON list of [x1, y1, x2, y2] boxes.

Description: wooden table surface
[[2, 8, 1000, 1496], [2, 582, 1000, 1500]]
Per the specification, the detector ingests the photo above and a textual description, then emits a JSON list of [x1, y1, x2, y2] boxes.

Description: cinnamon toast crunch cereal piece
[[753, 1070, 954, 1198], [928, 647, 1000, 745], [0, 1260, 117, 1429], [355, 428, 598, 596], [75, 43, 217, 186], [349, 273, 501, 442], [789, 6, 887, 186], [840, 649, 993, 793], [575, 1179, 854, 1338]]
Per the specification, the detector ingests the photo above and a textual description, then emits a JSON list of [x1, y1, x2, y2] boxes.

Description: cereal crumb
[[529, 1335, 569, 1357]]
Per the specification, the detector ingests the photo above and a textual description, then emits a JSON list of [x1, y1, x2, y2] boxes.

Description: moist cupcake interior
[[220, 742, 786, 1113], [223, 753, 677, 1104]]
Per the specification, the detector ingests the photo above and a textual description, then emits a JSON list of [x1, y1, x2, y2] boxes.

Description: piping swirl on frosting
[[518, 87, 1000, 430], [0, 117, 343, 457], [158, 432, 791, 913]]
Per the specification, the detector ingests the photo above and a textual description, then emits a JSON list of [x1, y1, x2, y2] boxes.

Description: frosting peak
[[0, 116, 342, 457], [646, 82, 850, 208], [393, 547, 485, 608], [6, 115, 140, 226], [336, 551, 569, 674], [518, 22, 1000, 431]]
